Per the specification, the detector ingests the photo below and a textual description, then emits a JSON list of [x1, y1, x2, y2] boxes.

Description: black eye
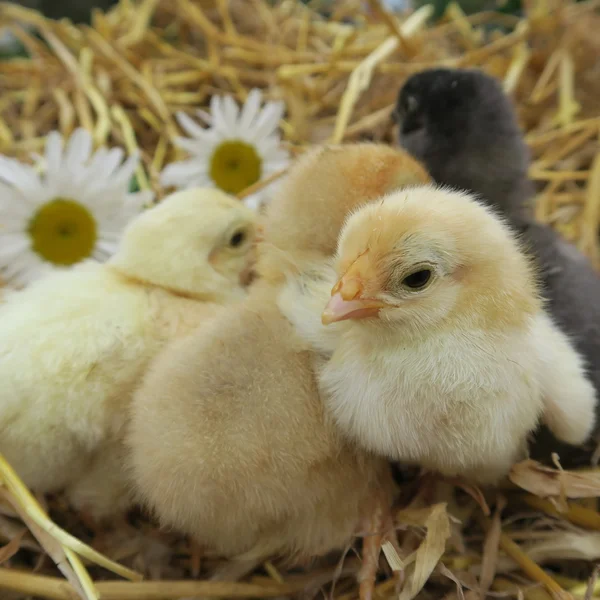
[[402, 269, 432, 289], [229, 230, 246, 247]]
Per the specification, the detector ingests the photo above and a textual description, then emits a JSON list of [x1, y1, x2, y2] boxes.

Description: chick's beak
[[239, 233, 261, 286], [322, 251, 387, 325]]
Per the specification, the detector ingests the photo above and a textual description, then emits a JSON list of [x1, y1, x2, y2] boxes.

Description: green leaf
[[129, 175, 140, 194]]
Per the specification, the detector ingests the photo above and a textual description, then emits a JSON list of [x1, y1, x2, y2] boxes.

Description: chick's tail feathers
[[533, 312, 597, 446]]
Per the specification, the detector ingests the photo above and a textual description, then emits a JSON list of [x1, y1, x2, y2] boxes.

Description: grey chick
[[395, 68, 533, 222], [395, 67, 600, 467]]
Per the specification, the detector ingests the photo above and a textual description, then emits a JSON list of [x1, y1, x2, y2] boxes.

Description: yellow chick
[[280, 185, 597, 484], [0, 188, 258, 518], [127, 282, 395, 563], [258, 142, 430, 283], [127, 144, 429, 598]]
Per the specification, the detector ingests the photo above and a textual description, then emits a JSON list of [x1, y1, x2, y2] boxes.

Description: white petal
[[195, 108, 213, 125], [93, 238, 120, 258], [242, 193, 264, 212], [90, 148, 124, 180], [0, 180, 29, 212], [252, 101, 285, 141], [0, 211, 30, 233], [110, 153, 139, 190], [44, 131, 64, 174], [103, 148, 127, 176], [0, 233, 30, 261], [222, 96, 241, 130], [239, 89, 263, 133], [65, 128, 93, 168], [125, 190, 155, 212], [256, 136, 283, 157], [6, 254, 54, 287], [160, 160, 209, 188], [0, 157, 45, 204], [210, 96, 234, 137], [176, 112, 209, 139], [174, 136, 214, 156]]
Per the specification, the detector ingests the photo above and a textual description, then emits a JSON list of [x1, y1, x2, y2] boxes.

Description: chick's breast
[[127, 283, 393, 561]]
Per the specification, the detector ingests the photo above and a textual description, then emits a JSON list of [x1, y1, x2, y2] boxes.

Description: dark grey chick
[[395, 67, 600, 468], [395, 68, 534, 222]]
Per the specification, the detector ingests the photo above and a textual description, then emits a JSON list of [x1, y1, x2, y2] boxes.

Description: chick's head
[[109, 188, 260, 302], [395, 68, 520, 157], [259, 143, 431, 279], [323, 185, 540, 336], [394, 68, 532, 216]]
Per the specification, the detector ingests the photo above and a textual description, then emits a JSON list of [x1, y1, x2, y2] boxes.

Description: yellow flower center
[[27, 198, 97, 266], [209, 140, 262, 194]]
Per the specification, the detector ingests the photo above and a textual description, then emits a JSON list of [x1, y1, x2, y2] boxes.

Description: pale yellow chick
[[0, 188, 258, 518], [127, 282, 395, 563], [126, 144, 430, 598], [280, 185, 597, 484]]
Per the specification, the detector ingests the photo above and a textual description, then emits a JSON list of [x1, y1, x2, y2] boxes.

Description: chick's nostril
[[339, 278, 363, 301]]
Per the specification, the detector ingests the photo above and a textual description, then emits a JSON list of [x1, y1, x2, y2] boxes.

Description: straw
[[1, 0, 599, 597]]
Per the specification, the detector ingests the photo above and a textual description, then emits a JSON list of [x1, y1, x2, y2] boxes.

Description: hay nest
[[1, 0, 600, 598]]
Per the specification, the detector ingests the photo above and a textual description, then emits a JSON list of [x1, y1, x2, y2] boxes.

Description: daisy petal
[[65, 128, 93, 168], [160, 160, 209, 188], [239, 89, 263, 133], [44, 131, 64, 174], [0, 158, 46, 203], [252, 101, 286, 141], [210, 96, 234, 137], [195, 108, 213, 125], [222, 95, 241, 130], [111, 153, 140, 190], [176, 112, 210, 139], [93, 238, 120, 258], [0, 234, 30, 261], [126, 190, 154, 211], [242, 193, 264, 212], [0, 181, 30, 214], [173, 136, 215, 156]]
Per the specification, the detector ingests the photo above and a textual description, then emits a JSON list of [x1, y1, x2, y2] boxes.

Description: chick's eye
[[404, 95, 418, 114], [229, 230, 246, 248], [402, 269, 432, 289]]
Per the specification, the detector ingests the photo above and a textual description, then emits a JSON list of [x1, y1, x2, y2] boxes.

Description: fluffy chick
[[127, 282, 395, 564], [0, 188, 258, 518], [395, 67, 600, 466], [280, 185, 597, 484], [258, 142, 430, 282], [127, 144, 430, 595], [395, 67, 533, 220]]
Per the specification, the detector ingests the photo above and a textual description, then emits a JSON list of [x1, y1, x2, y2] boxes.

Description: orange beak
[[322, 251, 387, 325]]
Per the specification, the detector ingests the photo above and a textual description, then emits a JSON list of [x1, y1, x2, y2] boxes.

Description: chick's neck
[[107, 264, 245, 304]]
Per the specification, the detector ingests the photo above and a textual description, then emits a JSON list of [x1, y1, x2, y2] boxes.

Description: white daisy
[[160, 88, 290, 211], [0, 128, 153, 288]]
